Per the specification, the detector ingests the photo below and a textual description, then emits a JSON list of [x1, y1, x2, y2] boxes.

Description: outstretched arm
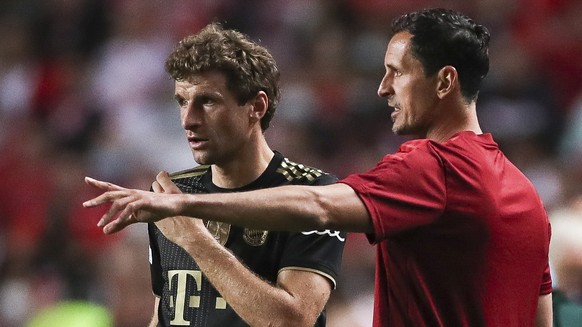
[[83, 172, 372, 234], [150, 172, 336, 326]]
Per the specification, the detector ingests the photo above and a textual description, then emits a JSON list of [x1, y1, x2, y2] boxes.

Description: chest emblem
[[205, 221, 231, 246], [243, 229, 268, 246]]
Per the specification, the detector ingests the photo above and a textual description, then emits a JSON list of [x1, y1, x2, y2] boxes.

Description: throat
[[211, 149, 274, 188]]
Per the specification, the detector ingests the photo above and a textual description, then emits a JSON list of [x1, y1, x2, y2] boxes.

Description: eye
[[386, 65, 402, 78], [175, 96, 188, 107], [201, 96, 215, 105]]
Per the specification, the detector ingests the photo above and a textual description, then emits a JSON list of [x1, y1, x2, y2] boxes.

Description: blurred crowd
[[0, 0, 581, 326]]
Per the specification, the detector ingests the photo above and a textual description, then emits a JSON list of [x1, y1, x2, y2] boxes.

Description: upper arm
[[320, 183, 373, 233], [276, 269, 334, 322], [535, 293, 553, 327]]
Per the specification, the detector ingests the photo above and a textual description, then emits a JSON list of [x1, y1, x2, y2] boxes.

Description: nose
[[181, 104, 201, 130], [377, 73, 393, 98]]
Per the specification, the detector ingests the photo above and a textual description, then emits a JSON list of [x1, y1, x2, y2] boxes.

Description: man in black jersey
[[93, 23, 344, 327]]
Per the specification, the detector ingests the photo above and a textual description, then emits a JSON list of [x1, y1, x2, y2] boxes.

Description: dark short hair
[[165, 23, 280, 131], [392, 8, 490, 101]]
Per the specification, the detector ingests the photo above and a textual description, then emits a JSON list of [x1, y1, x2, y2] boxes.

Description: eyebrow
[[385, 63, 400, 71], [174, 91, 224, 104]]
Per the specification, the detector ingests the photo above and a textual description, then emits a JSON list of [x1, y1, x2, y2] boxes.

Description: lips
[[390, 106, 400, 121], [187, 135, 209, 149]]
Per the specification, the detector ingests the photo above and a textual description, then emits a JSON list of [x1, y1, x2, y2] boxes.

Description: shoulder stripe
[[277, 158, 325, 182], [169, 165, 209, 180]]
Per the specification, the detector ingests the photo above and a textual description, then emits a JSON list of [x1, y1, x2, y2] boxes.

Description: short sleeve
[[340, 141, 447, 242], [279, 230, 346, 289], [540, 222, 552, 295], [540, 262, 553, 295]]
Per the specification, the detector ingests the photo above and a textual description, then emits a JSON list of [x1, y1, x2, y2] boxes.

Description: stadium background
[[0, 0, 580, 326]]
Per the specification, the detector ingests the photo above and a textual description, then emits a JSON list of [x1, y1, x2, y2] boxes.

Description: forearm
[[179, 185, 326, 231], [534, 293, 552, 327], [178, 224, 325, 326], [84, 176, 372, 235], [178, 183, 370, 232]]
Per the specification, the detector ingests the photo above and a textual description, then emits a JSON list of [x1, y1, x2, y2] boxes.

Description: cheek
[[406, 81, 434, 107], [213, 113, 247, 140]]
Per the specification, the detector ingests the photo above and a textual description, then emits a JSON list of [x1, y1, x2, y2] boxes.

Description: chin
[[192, 151, 211, 166], [392, 124, 404, 135], [392, 124, 417, 136]]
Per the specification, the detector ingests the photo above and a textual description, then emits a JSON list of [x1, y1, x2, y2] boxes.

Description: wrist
[[173, 193, 189, 216]]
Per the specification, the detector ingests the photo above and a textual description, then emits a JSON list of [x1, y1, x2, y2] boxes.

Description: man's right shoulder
[[278, 157, 338, 185], [169, 165, 210, 180]]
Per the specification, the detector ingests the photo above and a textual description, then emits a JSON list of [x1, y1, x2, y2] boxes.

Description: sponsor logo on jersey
[[243, 229, 269, 246], [205, 221, 231, 246]]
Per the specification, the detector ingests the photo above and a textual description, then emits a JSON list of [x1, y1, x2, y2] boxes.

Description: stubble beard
[[192, 149, 212, 166], [391, 116, 423, 137], [391, 117, 407, 135]]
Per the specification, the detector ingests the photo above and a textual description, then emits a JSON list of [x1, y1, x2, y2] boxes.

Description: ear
[[248, 91, 269, 122], [436, 66, 458, 99]]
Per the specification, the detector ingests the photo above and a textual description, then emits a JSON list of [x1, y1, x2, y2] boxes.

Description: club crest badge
[[205, 221, 231, 246], [243, 229, 268, 246]]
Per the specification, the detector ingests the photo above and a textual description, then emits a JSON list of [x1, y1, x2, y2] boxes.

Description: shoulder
[[437, 131, 498, 154], [169, 165, 210, 180], [391, 132, 495, 164], [167, 165, 210, 191], [277, 156, 338, 185], [381, 138, 444, 168], [346, 139, 445, 185]]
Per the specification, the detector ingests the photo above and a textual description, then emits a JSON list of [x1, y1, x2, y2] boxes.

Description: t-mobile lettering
[[168, 270, 227, 325]]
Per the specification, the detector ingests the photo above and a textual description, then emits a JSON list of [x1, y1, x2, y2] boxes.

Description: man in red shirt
[[84, 8, 553, 327]]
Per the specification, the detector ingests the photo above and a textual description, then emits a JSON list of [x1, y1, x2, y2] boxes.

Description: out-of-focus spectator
[[559, 93, 582, 168], [549, 196, 582, 326], [25, 300, 112, 327], [512, 0, 582, 112]]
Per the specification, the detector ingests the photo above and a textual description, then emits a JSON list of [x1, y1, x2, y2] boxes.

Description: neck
[[426, 101, 482, 143], [211, 136, 274, 189]]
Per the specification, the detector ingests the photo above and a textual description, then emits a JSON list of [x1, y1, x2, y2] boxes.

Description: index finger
[[85, 176, 126, 192]]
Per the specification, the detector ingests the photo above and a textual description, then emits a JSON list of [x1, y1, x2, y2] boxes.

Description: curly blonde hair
[[165, 23, 280, 130]]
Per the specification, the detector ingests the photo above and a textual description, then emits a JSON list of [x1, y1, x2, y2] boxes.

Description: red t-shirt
[[341, 131, 552, 327]]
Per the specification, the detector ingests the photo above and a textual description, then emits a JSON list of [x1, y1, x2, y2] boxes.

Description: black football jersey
[[148, 152, 346, 326]]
